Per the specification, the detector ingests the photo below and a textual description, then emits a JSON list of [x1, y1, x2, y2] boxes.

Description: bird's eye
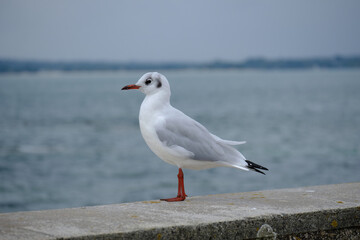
[[145, 78, 152, 85]]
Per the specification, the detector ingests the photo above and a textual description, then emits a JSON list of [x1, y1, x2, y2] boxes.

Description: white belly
[[139, 120, 178, 166]]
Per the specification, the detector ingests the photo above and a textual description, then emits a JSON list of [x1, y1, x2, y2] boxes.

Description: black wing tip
[[245, 160, 269, 175]]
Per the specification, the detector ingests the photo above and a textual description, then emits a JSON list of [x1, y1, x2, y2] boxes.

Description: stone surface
[[0, 183, 359, 239]]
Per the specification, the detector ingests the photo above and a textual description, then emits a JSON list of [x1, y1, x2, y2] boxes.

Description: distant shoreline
[[1, 55, 360, 73]]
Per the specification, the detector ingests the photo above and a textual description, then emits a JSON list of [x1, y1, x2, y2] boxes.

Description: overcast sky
[[1, 0, 360, 62]]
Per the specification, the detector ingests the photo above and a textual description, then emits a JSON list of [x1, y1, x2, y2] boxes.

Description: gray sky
[[1, 0, 360, 62]]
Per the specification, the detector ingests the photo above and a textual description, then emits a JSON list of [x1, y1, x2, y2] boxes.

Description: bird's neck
[[140, 92, 171, 115]]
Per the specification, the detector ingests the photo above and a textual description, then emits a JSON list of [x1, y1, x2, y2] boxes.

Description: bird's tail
[[245, 160, 269, 175]]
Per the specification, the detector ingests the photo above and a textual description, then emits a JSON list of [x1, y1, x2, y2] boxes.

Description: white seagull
[[122, 72, 268, 202]]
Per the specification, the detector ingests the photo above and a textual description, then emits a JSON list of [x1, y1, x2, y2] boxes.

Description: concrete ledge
[[0, 183, 359, 240]]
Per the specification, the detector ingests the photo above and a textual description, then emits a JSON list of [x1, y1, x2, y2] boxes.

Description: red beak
[[122, 84, 141, 90]]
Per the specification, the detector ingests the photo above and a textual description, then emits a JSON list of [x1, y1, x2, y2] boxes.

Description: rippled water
[[0, 69, 359, 212]]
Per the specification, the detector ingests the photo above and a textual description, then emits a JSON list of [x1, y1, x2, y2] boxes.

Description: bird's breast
[[139, 109, 183, 167]]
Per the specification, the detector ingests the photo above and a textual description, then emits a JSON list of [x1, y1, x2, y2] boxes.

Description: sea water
[[0, 69, 359, 212]]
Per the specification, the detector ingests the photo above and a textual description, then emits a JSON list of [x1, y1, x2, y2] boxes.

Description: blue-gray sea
[[0, 69, 359, 213]]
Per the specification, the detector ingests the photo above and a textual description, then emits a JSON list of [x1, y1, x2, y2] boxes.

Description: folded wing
[[155, 111, 247, 170]]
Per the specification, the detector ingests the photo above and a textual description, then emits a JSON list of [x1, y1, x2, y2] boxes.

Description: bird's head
[[122, 72, 170, 96]]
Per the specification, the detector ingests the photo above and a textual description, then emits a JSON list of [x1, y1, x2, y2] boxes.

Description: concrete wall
[[0, 183, 359, 240]]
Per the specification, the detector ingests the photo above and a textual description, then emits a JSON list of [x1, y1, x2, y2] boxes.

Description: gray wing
[[155, 113, 239, 163]]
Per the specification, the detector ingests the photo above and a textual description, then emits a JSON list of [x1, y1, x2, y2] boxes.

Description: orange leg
[[161, 168, 187, 202]]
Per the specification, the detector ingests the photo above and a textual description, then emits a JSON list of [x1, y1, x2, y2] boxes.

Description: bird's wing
[[155, 111, 230, 162], [210, 133, 246, 145]]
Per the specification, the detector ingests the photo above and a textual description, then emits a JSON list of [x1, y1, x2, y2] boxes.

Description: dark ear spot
[[157, 80, 162, 88]]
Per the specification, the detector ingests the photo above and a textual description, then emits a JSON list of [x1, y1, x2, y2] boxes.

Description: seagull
[[122, 72, 268, 202]]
